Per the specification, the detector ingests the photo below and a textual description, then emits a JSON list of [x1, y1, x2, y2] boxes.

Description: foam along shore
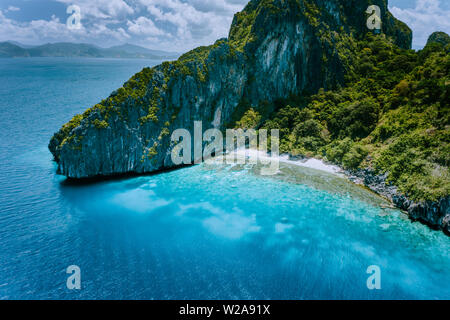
[[233, 149, 344, 176]]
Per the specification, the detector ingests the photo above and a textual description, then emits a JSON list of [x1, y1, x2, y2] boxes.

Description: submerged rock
[[49, 0, 411, 179]]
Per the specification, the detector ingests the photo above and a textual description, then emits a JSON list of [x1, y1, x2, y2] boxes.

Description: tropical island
[[48, 0, 449, 235]]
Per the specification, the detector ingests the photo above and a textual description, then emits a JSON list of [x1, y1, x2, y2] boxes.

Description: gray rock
[[345, 168, 449, 235]]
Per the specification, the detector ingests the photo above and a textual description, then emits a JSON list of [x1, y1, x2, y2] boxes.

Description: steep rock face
[[407, 198, 450, 236], [49, 0, 412, 179]]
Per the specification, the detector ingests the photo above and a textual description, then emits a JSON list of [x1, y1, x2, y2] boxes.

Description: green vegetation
[[235, 108, 262, 130], [229, 3, 259, 51], [302, 0, 320, 27], [141, 142, 159, 164], [260, 32, 450, 201], [54, 114, 83, 146], [92, 119, 109, 129], [53, 114, 84, 151], [228, 0, 285, 51], [57, 67, 156, 149], [426, 31, 450, 48], [160, 39, 234, 84], [139, 86, 160, 124]]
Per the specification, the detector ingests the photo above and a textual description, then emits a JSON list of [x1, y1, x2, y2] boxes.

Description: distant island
[[0, 41, 180, 60]]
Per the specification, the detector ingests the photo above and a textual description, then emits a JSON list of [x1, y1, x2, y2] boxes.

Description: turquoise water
[[0, 58, 449, 300]]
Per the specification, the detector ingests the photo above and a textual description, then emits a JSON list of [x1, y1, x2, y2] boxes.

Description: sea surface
[[0, 58, 448, 300]]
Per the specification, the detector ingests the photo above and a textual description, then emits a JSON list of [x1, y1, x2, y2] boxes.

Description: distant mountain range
[[0, 42, 180, 59]]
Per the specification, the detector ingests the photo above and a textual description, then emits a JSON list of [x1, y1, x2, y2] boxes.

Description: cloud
[[0, 8, 130, 46], [0, 0, 248, 51], [6, 6, 21, 12], [136, 0, 247, 50], [390, 0, 450, 49], [55, 0, 134, 19], [127, 16, 165, 36]]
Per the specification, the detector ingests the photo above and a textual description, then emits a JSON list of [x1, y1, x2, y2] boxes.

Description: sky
[[0, 0, 449, 52]]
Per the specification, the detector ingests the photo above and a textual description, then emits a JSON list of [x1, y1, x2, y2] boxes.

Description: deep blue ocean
[[0, 58, 448, 300]]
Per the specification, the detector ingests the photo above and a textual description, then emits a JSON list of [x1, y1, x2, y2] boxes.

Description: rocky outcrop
[[347, 168, 450, 235], [426, 31, 450, 48], [49, 0, 412, 179]]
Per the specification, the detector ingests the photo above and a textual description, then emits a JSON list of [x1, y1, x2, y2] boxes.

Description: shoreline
[[236, 149, 449, 236], [234, 149, 344, 175]]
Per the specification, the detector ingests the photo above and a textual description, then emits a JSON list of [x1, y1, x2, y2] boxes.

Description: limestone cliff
[[49, 0, 412, 179]]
